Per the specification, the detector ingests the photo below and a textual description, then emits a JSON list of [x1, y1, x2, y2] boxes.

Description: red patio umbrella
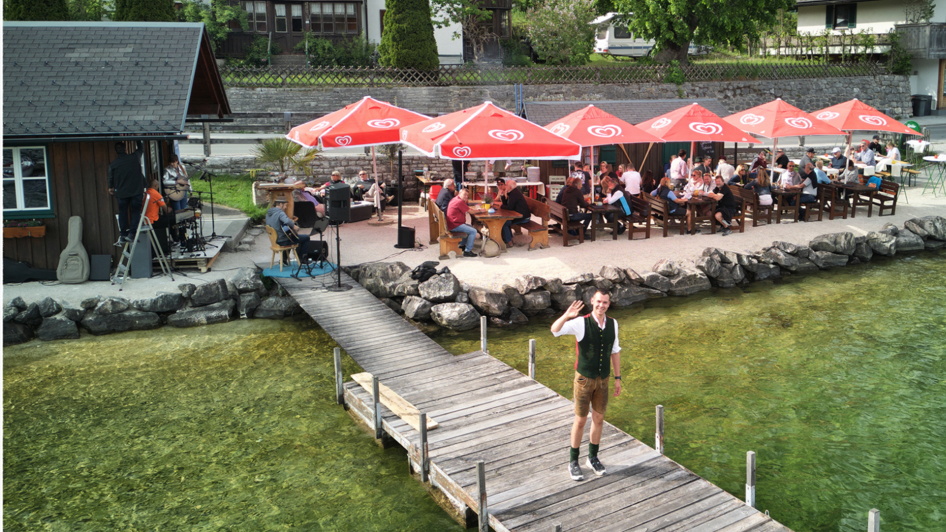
[[543, 105, 663, 188], [637, 103, 760, 177], [811, 98, 921, 156], [725, 98, 845, 170]]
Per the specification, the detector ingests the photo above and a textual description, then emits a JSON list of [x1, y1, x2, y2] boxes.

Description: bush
[[500, 38, 533, 66], [335, 35, 377, 67], [525, 0, 596, 66], [378, 0, 440, 70], [242, 36, 282, 67], [663, 60, 685, 85], [113, 0, 175, 21], [4, 0, 68, 20], [294, 33, 337, 66]]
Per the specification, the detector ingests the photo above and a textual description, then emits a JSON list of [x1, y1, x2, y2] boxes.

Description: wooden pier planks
[[275, 273, 792, 532]]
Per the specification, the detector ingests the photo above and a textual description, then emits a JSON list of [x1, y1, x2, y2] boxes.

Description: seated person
[[360, 176, 390, 212], [651, 177, 689, 228], [708, 175, 739, 236], [497, 179, 532, 247], [814, 160, 831, 185], [313, 171, 344, 199], [559, 177, 592, 235], [748, 150, 768, 179], [446, 188, 479, 258], [716, 156, 735, 183], [728, 164, 749, 186], [266, 198, 311, 260], [436, 179, 456, 212], [869, 135, 883, 154], [829, 147, 848, 169], [352, 170, 374, 201], [580, 164, 593, 195], [790, 163, 819, 219], [641, 170, 657, 194], [683, 170, 707, 197], [800, 147, 815, 173], [693, 156, 713, 177], [775, 148, 789, 169], [162, 154, 190, 212], [779, 162, 801, 189], [600, 177, 627, 235], [885, 141, 901, 162], [854, 140, 876, 167], [621, 163, 642, 195], [744, 168, 773, 207]]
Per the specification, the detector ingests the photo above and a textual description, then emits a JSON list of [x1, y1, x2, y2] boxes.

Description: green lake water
[[4, 251, 945, 531]]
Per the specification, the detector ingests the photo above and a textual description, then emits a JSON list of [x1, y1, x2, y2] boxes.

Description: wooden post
[[480, 316, 488, 353], [746, 451, 756, 507], [333, 348, 343, 405], [476, 461, 488, 532], [420, 412, 429, 483], [528, 339, 536, 380], [655, 405, 664, 454], [202, 121, 211, 157], [868, 509, 880, 532], [554, 525, 562, 532], [372, 375, 382, 440]]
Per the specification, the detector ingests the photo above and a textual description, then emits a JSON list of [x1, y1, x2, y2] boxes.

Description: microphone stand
[[192, 160, 218, 239]]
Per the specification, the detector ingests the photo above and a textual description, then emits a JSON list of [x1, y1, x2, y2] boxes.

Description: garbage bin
[[912, 94, 932, 117]]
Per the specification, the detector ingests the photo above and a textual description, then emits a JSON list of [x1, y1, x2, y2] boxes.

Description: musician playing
[[163, 153, 190, 212], [266, 198, 311, 260]]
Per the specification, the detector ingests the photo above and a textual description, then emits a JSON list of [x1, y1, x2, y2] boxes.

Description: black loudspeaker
[[397, 226, 416, 248], [327, 183, 351, 224], [90, 255, 111, 281]]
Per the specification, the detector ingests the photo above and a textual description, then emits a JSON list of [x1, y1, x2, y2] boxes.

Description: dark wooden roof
[[2, 22, 231, 140], [522, 99, 733, 127]]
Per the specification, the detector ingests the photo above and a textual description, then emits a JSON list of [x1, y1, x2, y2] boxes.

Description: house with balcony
[[797, 0, 946, 113]]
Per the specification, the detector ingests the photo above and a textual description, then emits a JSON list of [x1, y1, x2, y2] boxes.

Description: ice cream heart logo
[[292, 131, 300, 140], [651, 118, 672, 129], [588, 125, 622, 138], [400, 130, 408, 140], [334, 136, 352, 146], [740, 114, 765, 126], [785, 117, 813, 129], [452, 146, 472, 158], [488, 129, 524, 142], [816, 111, 839, 121], [367, 118, 400, 129], [549, 123, 570, 135], [422, 122, 446, 133], [859, 115, 886, 126], [309, 120, 331, 132], [688, 122, 723, 135]]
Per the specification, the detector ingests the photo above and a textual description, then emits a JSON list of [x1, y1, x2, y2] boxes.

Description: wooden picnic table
[[771, 187, 800, 223], [585, 203, 621, 241], [830, 182, 876, 217], [417, 174, 445, 211], [685, 195, 717, 234], [469, 206, 521, 253]]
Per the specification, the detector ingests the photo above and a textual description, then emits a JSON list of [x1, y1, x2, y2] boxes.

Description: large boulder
[[231, 268, 264, 293], [695, 256, 722, 279], [360, 262, 411, 299], [794, 258, 820, 273], [430, 303, 480, 331], [37, 315, 80, 341], [641, 271, 671, 292], [867, 231, 897, 256], [468, 287, 508, 317], [918, 216, 946, 240], [624, 268, 644, 285], [10, 297, 27, 310], [551, 284, 581, 311], [179, 283, 197, 299], [599, 265, 626, 283], [652, 259, 680, 278], [724, 263, 746, 283], [392, 272, 421, 297], [809, 232, 856, 255], [95, 297, 129, 315], [926, 239, 946, 250], [609, 284, 661, 307], [592, 276, 613, 292], [904, 219, 930, 239], [515, 274, 547, 295], [14, 303, 43, 327], [502, 285, 524, 309], [402, 296, 433, 321], [191, 279, 230, 307], [58, 303, 84, 322], [490, 308, 529, 329], [753, 263, 780, 281], [4, 322, 33, 345], [545, 278, 564, 294], [226, 280, 239, 301], [133, 292, 185, 313], [520, 291, 552, 315], [761, 248, 800, 271], [80, 297, 99, 310], [668, 269, 712, 297], [167, 300, 235, 327], [809, 250, 849, 269], [854, 242, 873, 262], [880, 223, 899, 236], [252, 297, 297, 319], [418, 273, 461, 303], [714, 267, 736, 288], [37, 297, 62, 318], [702, 247, 726, 264], [82, 310, 161, 335], [563, 273, 594, 285], [238, 293, 262, 317], [773, 241, 799, 255], [895, 229, 925, 252], [4, 305, 19, 323]]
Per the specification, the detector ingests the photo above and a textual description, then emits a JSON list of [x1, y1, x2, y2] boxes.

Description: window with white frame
[[3, 147, 51, 214], [275, 4, 287, 32], [307, 2, 360, 34], [243, 1, 268, 32]]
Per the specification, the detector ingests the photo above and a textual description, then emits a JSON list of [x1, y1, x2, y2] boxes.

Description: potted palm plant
[[252, 138, 320, 180], [3, 219, 46, 238]]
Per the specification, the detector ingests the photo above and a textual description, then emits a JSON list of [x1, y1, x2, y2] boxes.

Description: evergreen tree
[[113, 0, 175, 21], [378, 0, 439, 71], [4, 0, 69, 21]]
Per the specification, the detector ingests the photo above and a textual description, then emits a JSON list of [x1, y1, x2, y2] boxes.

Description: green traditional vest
[[575, 314, 615, 379]]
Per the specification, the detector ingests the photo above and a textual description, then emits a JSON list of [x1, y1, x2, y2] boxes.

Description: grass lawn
[[189, 173, 269, 224]]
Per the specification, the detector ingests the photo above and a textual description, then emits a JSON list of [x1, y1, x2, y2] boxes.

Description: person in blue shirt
[[814, 160, 832, 185]]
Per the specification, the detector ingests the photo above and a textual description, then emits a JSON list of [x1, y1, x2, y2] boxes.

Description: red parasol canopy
[[637, 103, 761, 144], [810, 99, 921, 136], [725, 98, 845, 138], [286, 96, 430, 149], [543, 105, 663, 146], [399, 101, 582, 160]]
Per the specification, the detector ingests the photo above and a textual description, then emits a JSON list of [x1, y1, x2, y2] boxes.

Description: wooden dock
[[276, 272, 792, 532]]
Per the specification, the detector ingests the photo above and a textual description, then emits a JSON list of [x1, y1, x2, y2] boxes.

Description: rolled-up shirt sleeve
[[612, 320, 621, 353], [552, 317, 585, 342]]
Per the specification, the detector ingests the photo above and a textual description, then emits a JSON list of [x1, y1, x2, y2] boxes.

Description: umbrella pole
[[591, 148, 596, 194], [771, 138, 778, 172], [689, 141, 695, 176], [372, 146, 382, 221]]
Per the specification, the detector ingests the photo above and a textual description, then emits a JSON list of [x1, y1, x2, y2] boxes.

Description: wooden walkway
[[276, 272, 792, 532]]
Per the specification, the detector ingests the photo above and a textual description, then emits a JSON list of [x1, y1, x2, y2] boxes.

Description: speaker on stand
[[326, 183, 352, 291]]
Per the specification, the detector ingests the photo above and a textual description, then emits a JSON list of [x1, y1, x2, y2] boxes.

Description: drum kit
[[164, 180, 211, 254]]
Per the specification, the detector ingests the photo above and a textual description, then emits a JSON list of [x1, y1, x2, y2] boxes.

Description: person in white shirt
[[885, 142, 901, 162], [621, 163, 642, 195], [716, 156, 735, 183], [683, 170, 706, 197], [670, 149, 688, 186], [780, 162, 801, 189]]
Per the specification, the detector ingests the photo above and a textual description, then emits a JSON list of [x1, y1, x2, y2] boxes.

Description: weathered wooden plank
[[410, 372, 537, 412], [370, 352, 499, 385], [657, 499, 747, 532], [350, 372, 439, 431], [690, 504, 764, 532], [429, 409, 577, 459], [620, 491, 734, 532], [740, 519, 790, 532], [575, 479, 720, 532], [363, 351, 481, 380], [398, 365, 524, 401], [428, 383, 555, 423]]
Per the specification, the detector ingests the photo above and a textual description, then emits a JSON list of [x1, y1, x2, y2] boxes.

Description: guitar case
[[56, 216, 90, 283]]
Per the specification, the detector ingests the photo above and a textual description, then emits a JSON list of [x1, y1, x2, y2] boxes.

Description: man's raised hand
[[564, 300, 584, 320]]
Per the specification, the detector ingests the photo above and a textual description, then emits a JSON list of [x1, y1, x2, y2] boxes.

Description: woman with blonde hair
[[745, 168, 773, 206]]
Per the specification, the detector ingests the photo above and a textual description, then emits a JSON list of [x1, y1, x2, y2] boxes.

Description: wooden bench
[[725, 193, 748, 232], [820, 185, 848, 220], [616, 196, 651, 240], [644, 193, 687, 237], [522, 197, 550, 251], [800, 186, 824, 222], [731, 186, 772, 227], [547, 200, 584, 246], [870, 180, 899, 216], [428, 199, 464, 259]]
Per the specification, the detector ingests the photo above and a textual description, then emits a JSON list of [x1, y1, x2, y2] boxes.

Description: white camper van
[[591, 13, 710, 57]]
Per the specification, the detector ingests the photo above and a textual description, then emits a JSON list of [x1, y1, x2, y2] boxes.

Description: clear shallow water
[[432, 251, 946, 532], [3, 319, 463, 531]]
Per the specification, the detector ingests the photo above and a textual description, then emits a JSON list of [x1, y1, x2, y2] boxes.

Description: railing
[[895, 23, 946, 59], [220, 61, 890, 88]]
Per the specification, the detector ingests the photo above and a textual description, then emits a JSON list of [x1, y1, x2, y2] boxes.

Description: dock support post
[[420, 412, 429, 483], [555, 525, 562, 532], [528, 339, 536, 380], [372, 375, 382, 440], [868, 509, 880, 532], [476, 461, 488, 532], [480, 316, 488, 353], [333, 348, 343, 405], [746, 451, 756, 507], [655, 405, 664, 454]]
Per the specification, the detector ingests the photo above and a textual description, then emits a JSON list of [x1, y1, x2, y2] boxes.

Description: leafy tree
[[69, 0, 112, 21], [4, 0, 69, 20], [525, 0, 596, 66], [179, 0, 248, 52], [612, 0, 793, 64], [429, 0, 496, 62], [113, 0, 174, 21], [378, 0, 440, 70]]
